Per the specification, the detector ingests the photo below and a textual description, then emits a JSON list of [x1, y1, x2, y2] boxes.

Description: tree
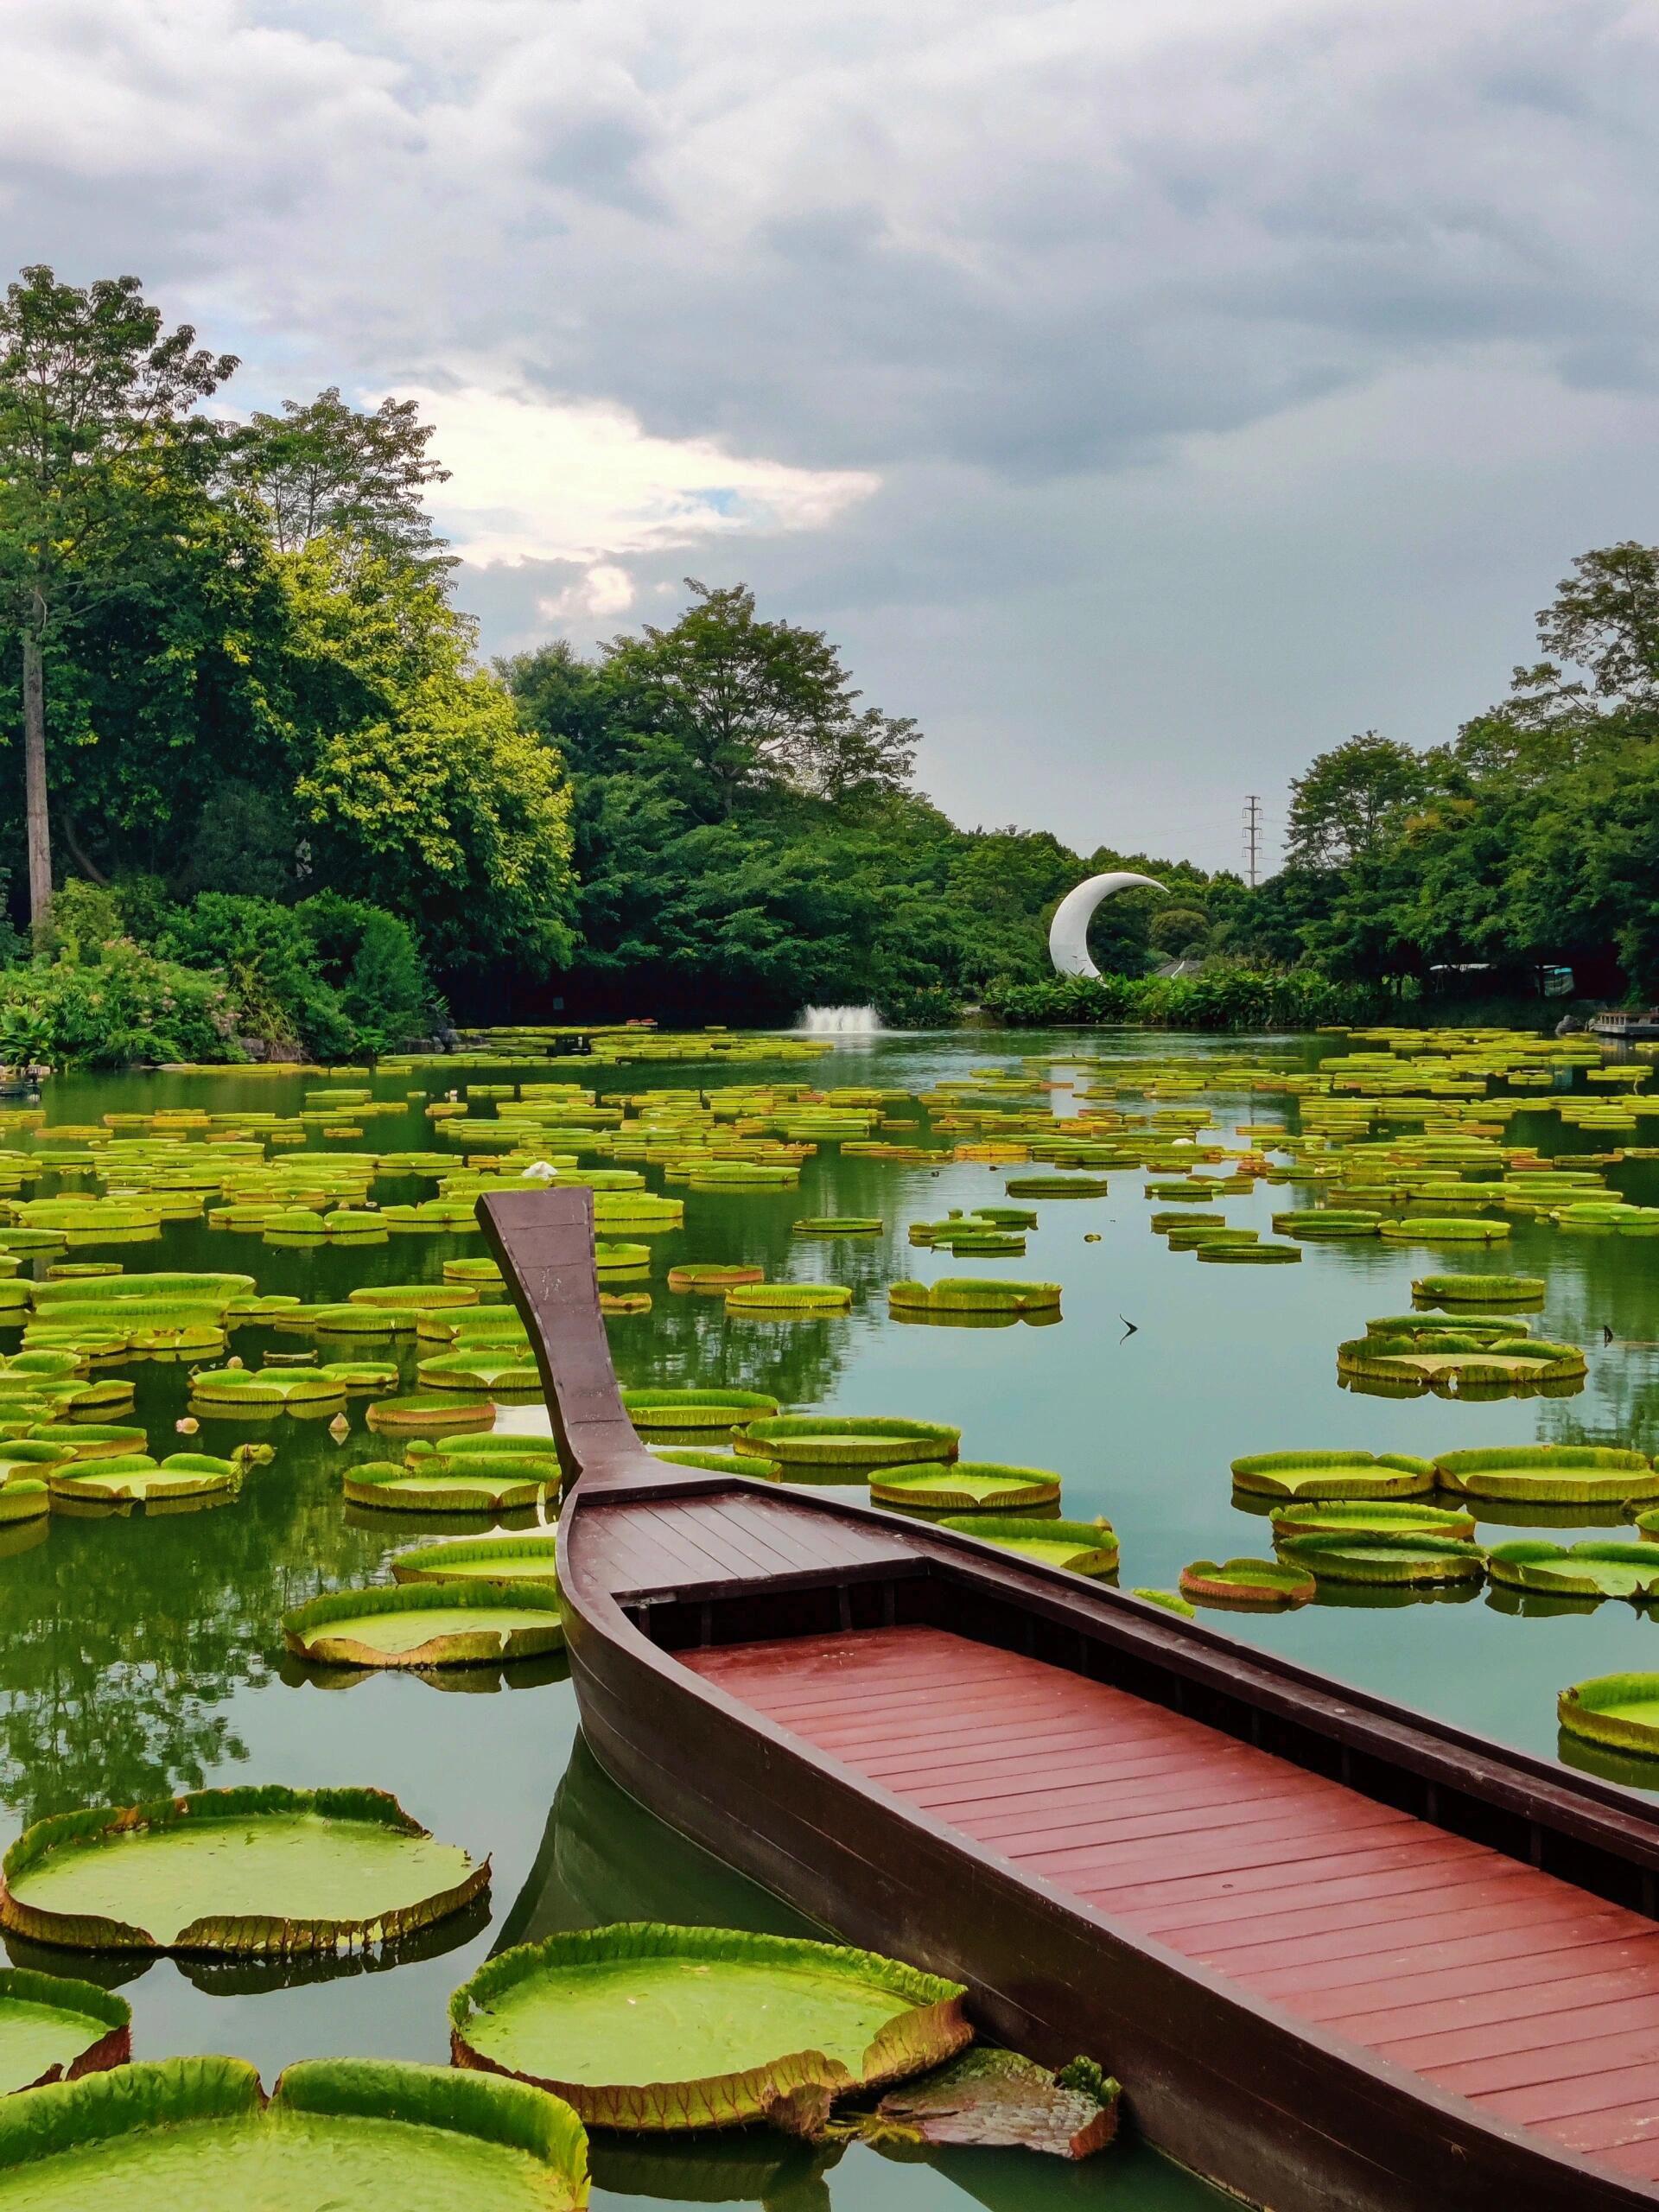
[[277, 536, 575, 970], [1285, 733, 1432, 871], [0, 267, 237, 932], [601, 579, 916, 816], [1535, 542, 1659, 705], [230, 387, 453, 577]]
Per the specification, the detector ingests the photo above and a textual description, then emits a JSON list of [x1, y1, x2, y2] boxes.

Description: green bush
[[981, 966, 1383, 1031], [0, 936, 240, 1067]]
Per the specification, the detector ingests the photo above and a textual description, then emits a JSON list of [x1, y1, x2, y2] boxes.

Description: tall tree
[[0, 267, 236, 933], [601, 579, 916, 816], [1285, 732, 1432, 871], [1535, 542, 1659, 705], [230, 388, 452, 577]]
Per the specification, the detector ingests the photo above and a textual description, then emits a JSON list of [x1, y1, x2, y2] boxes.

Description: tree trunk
[[22, 613, 51, 942]]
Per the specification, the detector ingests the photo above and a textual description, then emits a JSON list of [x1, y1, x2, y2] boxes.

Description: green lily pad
[[345, 1461, 550, 1515], [1131, 1587, 1196, 1618], [1179, 1557, 1315, 1609], [887, 1280, 1061, 1316], [1432, 1446, 1658, 1503], [1559, 1673, 1659, 1759], [24, 1425, 147, 1462], [46, 1455, 241, 1505], [736, 1417, 959, 1468], [1276, 1533, 1486, 1586], [1489, 1542, 1659, 1602], [416, 1355, 543, 1394], [283, 1580, 563, 1669], [0, 1785, 487, 1954], [0, 2056, 588, 2210], [1268, 1498, 1478, 1541], [365, 1394, 496, 1434], [649, 1449, 759, 1475], [391, 1535, 562, 1586], [870, 1463, 1061, 1511], [621, 1389, 779, 1433], [0, 1483, 48, 1526], [0, 1969, 129, 2095], [188, 1369, 346, 1411], [938, 1516, 1117, 1575], [1230, 1450, 1436, 1500], [449, 1923, 970, 2133]]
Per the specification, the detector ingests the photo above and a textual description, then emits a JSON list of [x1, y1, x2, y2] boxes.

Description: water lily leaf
[[283, 1580, 563, 1669], [1490, 1541, 1659, 1601], [938, 1516, 1116, 1574], [0, 2055, 588, 2209], [391, 1535, 561, 1586], [622, 1389, 779, 1432], [872, 1464, 1061, 1511], [1179, 1556, 1315, 1609], [345, 1461, 550, 1515], [736, 1418, 958, 1468], [0, 1968, 130, 2094], [0, 1784, 488, 1955], [450, 1923, 970, 2133]]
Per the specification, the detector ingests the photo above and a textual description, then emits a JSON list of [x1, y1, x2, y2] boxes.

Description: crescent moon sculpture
[[1048, 872, 1166, 980]]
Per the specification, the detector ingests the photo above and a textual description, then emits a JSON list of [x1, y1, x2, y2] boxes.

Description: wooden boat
[[483, 1186, 1659, 2211]]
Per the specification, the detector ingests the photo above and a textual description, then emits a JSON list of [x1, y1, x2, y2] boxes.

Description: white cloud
[[401, 381, 880, 567], [537, 563, 638, 622]]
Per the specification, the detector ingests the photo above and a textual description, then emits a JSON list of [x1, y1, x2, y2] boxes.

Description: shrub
[[0, 938, 241, 1067], [981, 967, 1383, 1032]]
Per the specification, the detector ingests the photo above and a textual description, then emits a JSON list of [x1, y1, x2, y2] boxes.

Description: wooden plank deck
[[688, 1624, 1659, 2184], [578, 1493, 916, 1599]]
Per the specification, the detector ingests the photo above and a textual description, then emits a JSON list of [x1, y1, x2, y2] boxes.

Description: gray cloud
[[3, 0, 1657, 865]]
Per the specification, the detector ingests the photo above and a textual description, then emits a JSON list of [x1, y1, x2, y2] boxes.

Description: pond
[[1, 1026, 1654, 2210]]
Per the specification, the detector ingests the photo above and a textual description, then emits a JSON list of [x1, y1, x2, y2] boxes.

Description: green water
[[4, 1028, 1656, 2210]]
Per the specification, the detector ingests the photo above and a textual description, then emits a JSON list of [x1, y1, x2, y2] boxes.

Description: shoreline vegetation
[[3, 269, 1658, 1065]]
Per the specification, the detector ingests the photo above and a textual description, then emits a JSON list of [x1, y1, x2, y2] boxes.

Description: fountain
[[797, 1005, 882, 1038]]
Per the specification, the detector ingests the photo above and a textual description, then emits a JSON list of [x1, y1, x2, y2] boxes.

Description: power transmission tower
[[1243, 794, 1262, 888]]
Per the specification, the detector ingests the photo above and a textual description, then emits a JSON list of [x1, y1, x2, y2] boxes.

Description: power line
[[1243, 794, 1262, 888]]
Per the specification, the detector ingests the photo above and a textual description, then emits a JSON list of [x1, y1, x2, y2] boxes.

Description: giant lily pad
[[1432, 1445, 1658, 1504], [45, 1454, 243, 1506], [24, 1425, 147, 1462], [1179, 1557, 1315, 1609], [0, 2056, 588, 2209], [449, 1923, 970, 2133], [1268, 1498, 1478, 1541], [283, 1580, 563, 1669], [416, 1354, 543, 1395], [1276, 1532, 1486, 1586], [345, 1461, 550, 1515], [870, 1463, 1060, 1511], [938, 1516, 1117, 1575], [0, 1969, 129, 2094], [622, 1389, 779, 1433], [736, 1417, 959, 1468], [391, 1534, 562, 1586], [188, 1369, 346, 1413], [887, 1280, 1061, 1317], [0, 1785, 487, 1955], [365, 1393, 495, 1435], [0, 1483, 48, 1527], [1488, 1542, 1659, 1603], [1230, 1450, 1435, 1501], [1559, 1674, 1659, 1759]]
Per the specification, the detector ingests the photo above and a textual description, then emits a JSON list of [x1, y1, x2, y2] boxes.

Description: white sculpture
[[1048, 872, 1166, 980]]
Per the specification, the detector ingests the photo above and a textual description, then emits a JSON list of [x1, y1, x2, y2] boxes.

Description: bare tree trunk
[[22, 605, 51, 943]]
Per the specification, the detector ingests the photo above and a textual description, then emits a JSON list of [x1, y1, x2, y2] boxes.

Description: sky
[[5, 0, 1659, 870]]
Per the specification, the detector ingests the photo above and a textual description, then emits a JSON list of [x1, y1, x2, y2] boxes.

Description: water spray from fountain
[[797, 1005, 882, 1038]]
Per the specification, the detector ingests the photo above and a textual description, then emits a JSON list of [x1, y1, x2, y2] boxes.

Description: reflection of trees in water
[[0, 1436, 393, 1826]]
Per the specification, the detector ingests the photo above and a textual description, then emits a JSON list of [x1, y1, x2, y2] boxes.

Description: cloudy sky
[[7, 0, 1658, 868]]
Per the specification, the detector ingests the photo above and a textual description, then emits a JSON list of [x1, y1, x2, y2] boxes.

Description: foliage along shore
[[3, 264, 1656, 1062]]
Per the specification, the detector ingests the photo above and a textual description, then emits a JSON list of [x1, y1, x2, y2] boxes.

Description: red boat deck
[[687, 1623, 1659, 2184]]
